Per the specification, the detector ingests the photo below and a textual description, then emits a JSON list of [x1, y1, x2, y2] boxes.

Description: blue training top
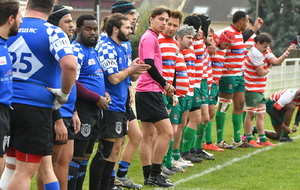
[[73, 40, 105, 98], [7, 18, 73, 108], [98, 36, 130, 113], [0, 37, 13, 107]]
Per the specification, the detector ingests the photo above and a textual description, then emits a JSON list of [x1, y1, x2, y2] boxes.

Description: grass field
[[30, 105, 299, 190]]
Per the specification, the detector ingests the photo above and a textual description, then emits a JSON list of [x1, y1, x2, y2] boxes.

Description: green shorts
[[169, 97, 189, 124], [219, 76, 245, 94], [208, 83, 219, 105], [266, 99, 284, 125], [162, 93, 173, 110], [200, 79, 209, 105], [186, 95, 193, 110], [245, 91, 266, 107], [191, 88, 202, 108]]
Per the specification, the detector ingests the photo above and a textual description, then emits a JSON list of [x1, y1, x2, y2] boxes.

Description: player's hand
[[287, 44, 296, 52], [292, 124, 298, 133], [164, 83, 175, 96], [281, 124, 291, 135], [72, 111, 81, 134], [96, 96, 110, 110], [105, 91, 111, 104], [54, 119, 68, 142], [252, 17, 264, 32], [129, 59, 151, 74], [172, 95, 179, 107], [47, 87, 70, 109]]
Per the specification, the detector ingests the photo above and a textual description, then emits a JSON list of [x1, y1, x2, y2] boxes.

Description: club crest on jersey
[[88, 59, 96, 65], [115, 122, 122, 134], [81, 123, 91, 137], [0, 56, 7, 65]]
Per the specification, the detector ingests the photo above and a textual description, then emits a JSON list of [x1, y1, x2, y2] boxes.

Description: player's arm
[[269, 44, 296, 65], [269, 106, 290, 134], [59, 55, 77, 95], [144, 58, 175, 94], [256, 65, 270, 76]]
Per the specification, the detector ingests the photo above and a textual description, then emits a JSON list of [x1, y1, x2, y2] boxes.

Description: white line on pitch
[[154, 135, 300, 190]]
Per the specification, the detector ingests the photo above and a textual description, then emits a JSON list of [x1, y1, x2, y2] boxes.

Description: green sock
[[259, 134, 267, 143], [242, 112, 246, 135], [163, 138, 174, 168], [172, 149, 180, 161], [232, 113, 242, 142], [205, 121, 213, 144], [216, 110, 226, 143], [195, 123, 206, 149], [181, 127, 197, 154], [281, 130, 288, 137], [246, 134, 254, 142]]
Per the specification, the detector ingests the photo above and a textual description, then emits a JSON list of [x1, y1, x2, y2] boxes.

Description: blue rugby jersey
[[98, 36, 129, 112], [0, 37, 13, 107], [72, 41, 105, 98], [7, 18, 73, 108]]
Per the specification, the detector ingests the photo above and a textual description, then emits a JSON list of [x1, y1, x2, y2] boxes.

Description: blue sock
[[44, 181, 60, 190]]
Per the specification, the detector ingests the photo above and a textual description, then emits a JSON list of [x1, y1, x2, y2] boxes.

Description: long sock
[[110, 170, 116, 188], [232, 113, 242, 142], [89, 140, 114, 190], [142, 165, 152, 180], [76, 160, 88, 190], [205, 121, 213, 144], [216, 110, 226, 143], [68, 160, 80, 190], [246, 134, 254, 142], [181, 127, 196, 156], [172, 149, 180, 161], [259, 134, 267, 143], [151, 163, 161, 177], [117, 161, 130, 178], [44, 181, 60, 190], [100, 161, 115, 190], [163, 138, 174, 168], [195, 123, 206, 149], [242, 111, 246, 135], [281, 130, 288, 137]]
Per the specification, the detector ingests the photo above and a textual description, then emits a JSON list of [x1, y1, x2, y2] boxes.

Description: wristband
[[284, 51, 290, 57]]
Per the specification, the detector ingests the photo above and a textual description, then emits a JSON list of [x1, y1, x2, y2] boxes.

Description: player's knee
[[96, 140, 114, 161], [219, 98, 232, 113]]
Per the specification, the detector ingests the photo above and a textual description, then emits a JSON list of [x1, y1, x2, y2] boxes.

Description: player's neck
[[25, 10, 49, 21], [0, 26, 9, 40]]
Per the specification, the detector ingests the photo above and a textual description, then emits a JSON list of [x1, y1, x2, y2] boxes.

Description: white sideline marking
[[154, 135, 300, 190]]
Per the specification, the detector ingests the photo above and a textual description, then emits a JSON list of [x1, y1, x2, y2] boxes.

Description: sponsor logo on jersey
[[54, 38, 69, 48], [119, 57, 122, 64], [4, 70, 12, 77], [18, 28, 37, 33], [88, 59, 96, 65], [231, 48, 244, 54], [102, 59, 117, 69], [0, 56, 7, 65]]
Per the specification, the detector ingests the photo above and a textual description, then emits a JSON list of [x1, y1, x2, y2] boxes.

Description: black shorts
[[74, 98, 100, 141], [0, 104, 10, 157], [53, 117, 75, 145], [135, 92, 169, 123], [99, 110, 127, 139], [10, 103, 53, 155]]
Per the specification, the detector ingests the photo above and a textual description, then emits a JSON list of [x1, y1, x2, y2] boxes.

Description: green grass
[[30, 105, 299, 190]]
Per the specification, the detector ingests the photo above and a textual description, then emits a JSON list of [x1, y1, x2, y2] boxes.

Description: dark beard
[[8, 22, 19, 37], [80, 33, 98, 47], [117, 30, 129, 42]]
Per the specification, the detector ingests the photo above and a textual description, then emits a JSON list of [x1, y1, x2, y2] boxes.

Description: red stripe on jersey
[[175, 52, 189, 97], [211, 47, 226, 85], [193, 39, 204, 87], [158, 32, 178, 84], [182, 47, 195, 95]]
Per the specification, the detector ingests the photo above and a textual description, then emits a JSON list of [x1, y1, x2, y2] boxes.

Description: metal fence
[[265, 58, 300, 97]]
